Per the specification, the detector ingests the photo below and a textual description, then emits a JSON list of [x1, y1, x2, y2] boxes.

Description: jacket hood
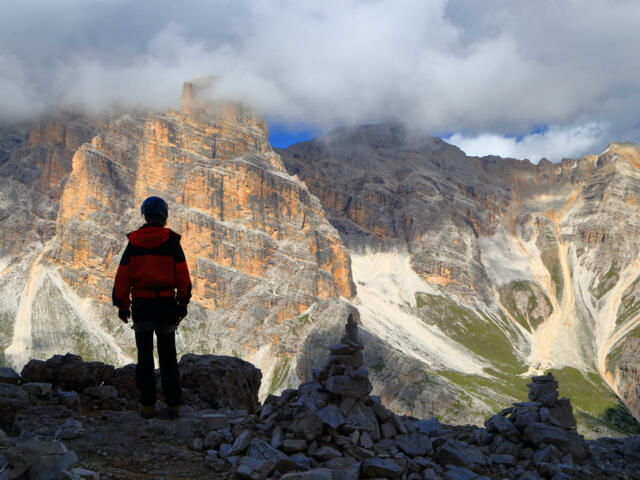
[[127, 226, 172, 248]]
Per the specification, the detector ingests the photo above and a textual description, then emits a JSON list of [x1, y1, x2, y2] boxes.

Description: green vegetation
[[541, 249, 564, 301], [415, 293, 526, 374], [617, 276, 640, 326], [288, 313, 311, 337], [549, 367, 640, 435], [435, 369, 528, 415], [594, 260, 620, 299], [71, 326, 95, 361], [606, 344, 624, 377], [0, 312, 15, 346], [434, 365, 640, 436], [269, 357, 291, 394], [372, 363, 385, 374], [498, 281, 552, 332]]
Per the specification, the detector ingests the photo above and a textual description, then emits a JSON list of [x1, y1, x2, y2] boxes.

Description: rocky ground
[[1, 316, 639, 480]]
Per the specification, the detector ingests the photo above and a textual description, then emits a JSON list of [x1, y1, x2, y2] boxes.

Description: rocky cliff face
[[0, 82, 354, 402], [278, 127, 640, 434], [1, 96, 639, 436]]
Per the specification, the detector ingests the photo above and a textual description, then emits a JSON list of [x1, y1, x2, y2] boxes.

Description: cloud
[[446, 123, 608, 163], [1, 0, 639, 159]]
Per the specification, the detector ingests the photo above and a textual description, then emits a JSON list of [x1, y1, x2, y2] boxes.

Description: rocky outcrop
[[279, 127, 640, 429], [14, 352, 262, 415], [0, 83, 354, 402], [1, 317, 639, 480], [179, 354, 262, 413]]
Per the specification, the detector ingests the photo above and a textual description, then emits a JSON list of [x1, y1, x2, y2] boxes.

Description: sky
[[1, 0, 640, 162]]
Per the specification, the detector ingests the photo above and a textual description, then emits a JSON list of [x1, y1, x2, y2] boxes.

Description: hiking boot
[[167, 405, 179, 420], [140, 405, 155, 419]]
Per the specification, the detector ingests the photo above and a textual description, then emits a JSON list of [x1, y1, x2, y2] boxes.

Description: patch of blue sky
[[267, 121, 321, 148]]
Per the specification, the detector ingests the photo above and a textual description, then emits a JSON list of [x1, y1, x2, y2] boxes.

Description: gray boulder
[[0, 367, 20, 384], [55, 418, 84, 440], [0, 382, 28, 427], [395, 433, 434, 457], [485, 414, 521, 441], [360, 457, 403, 479], [523, 423, 569, 449], [324, 374, 372, 398], [414, 417, 445, 436], [289, 411, 323, 441], [435, 439, 486, 467], [178, 354, 262, 413], [20, 353, 114, 392], [279, 469, 333, 480], [22, 382, 52, 397], [317, 404, 345, 429], [4, 438, 69, 478], [444, 466, 490, 480], [236, 456, 274, 480]]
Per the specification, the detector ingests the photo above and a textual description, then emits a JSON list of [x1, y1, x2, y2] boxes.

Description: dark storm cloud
[[2, 0, 639, 160]]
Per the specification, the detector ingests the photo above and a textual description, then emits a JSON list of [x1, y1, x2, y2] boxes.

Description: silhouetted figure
[[112, 196, 192, 419]]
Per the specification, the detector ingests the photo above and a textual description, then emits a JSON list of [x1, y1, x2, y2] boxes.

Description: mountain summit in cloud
[[1, 1, 639, 160]]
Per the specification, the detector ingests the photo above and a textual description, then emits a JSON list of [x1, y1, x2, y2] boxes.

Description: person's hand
[[176, 304, 188, 326], [118, 309, 130, 324]]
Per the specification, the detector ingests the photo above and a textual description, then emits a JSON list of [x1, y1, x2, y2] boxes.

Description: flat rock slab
[[228, 429, 253, 456], [360, 457, 403, 479], [531, 374, 555, 383], [324, 375, 372, 398], [523, 423, 569, 449], [280, 469, 333, 480], [546, 405, 577, 429], [202, 413, 231, 431], [247, 438, 290, 465], [0, 367, 20, 384], [485, 414, 520, 440], [396, 433, 434, 457], [317, 404, 346, 429], [290, 411, 323, 441], [436, 440, 486, 467], [415, 417, 444, 436], [444, 466, 490, 480], [236, 456, 275, 480]]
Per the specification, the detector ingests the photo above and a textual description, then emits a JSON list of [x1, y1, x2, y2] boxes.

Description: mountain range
[[0, 81, 638, 437]]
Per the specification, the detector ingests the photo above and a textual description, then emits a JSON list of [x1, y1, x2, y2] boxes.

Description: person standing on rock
[[112, 196, 192, 419]]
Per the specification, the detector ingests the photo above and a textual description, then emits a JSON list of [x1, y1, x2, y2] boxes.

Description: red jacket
[[112, 225, 192, 311]]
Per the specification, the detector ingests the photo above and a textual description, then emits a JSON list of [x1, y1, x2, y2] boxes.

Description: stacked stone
[[9, 318, 634, 479], [1, 437, 99, 480], [199, 312, 450, 480], [484, 372, 588, 478], [313, 313, 373, 400]]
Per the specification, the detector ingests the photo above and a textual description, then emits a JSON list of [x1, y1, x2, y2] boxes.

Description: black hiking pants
[[132, 298, 182, 407]]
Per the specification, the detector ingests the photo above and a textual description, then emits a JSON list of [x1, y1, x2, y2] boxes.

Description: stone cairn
[[244, 312, 440, 479], [6, 316, 639, 479], [484, 372, 588, 476]]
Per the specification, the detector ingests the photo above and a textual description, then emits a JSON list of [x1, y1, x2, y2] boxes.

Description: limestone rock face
[[2, 94, 640, 433], [0, 83, 354, 400], [279, 127, 640, 431]]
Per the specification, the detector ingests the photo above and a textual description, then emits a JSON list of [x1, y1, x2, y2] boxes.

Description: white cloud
[[0, 0, 639, 159], [446, 123, 608, 163]]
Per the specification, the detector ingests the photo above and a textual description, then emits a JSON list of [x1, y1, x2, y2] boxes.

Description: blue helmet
[[141, 196, 168, 221]]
